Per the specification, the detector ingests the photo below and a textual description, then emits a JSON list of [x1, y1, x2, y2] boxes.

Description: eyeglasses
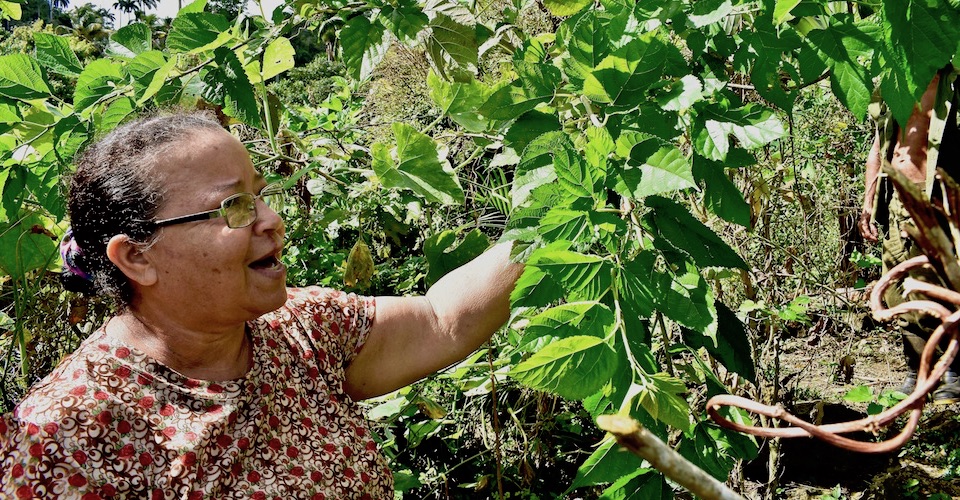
[[153, 182, 286, 229]]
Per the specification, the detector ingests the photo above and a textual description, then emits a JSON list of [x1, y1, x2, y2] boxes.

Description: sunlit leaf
[[261, 37, 295, 81], [166, 12, 232, 53], [509, 335, 619, 400], [371, 122, 465, 205], [424, 228, 489, 286], [341, 16, 390, 81], [0, 54, 52, 101], [74, 59, 124, 113], [201, 48, 261, 127], [33, 33, 83, 78], [108, 23, 152, 58]]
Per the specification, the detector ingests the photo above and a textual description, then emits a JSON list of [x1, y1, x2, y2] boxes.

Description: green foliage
[[0, 0, 956, 496]]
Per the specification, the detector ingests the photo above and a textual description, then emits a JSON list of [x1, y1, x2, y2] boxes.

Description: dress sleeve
[[0, 413, 94, 498], [284, 287, 377, 368]]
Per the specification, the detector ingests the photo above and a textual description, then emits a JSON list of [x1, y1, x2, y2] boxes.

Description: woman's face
[[137, 128, 288, 327]]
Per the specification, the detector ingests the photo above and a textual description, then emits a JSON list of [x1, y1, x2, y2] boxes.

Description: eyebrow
[[209, 173, 267, 196]]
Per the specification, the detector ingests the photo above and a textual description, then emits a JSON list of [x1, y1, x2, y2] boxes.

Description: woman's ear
[[106, 234, 157, 286]]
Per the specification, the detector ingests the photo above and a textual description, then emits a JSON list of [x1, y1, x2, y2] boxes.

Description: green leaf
[[127, 50, 167, 101], [584, 34, 666, 109], [805, 18, 879, 119], [645, 196, 747, 269], [423, 229, 489, 286], [509, 335, 619, 400], [510, 265, 564, 308], [656, 260, 717, 335], [108, 23, 152, 58], [0, 0, 22, 20], [381, 0, 429, 45], [33, 33, 83, 78], [98, 97, 135, 134], [688, 0, 733, 27], [428, 13, 479, 69], [599, 470, 671, 500], [511, 131, 569, 208], [166, 12, 232, 53], [504, 111, 561, 154], [683, 301, 755, 383], [0, 100, 20, 123], [427, 71, 493, 133], [568, 439, 647, 491], [773, 0, 802, 24], [371, 122, 465, 205], [880, 0, 960, 126], [523, 302, 616, 347], [167, 12, 232, 53], [261, 37, 295, 81], [0, 54, 52, 100], [478, 62, 561, 121], [844, 385, 874, 403], [0, 212, 58, 279], [692, 103, 786, 162], [74, 59, 124, 113], [563, 10, 613, 87], [341, 16, 390, 81], [616, 253, 658, 324], [543, 0, 592, 16], [201, 48, 261, 127], [619, 135, 695, 199], [530, 245, 614, 301], [555, 143, 598, 200], [634, 372, 691, 432], [692, 155, 750, 227], [677, 421, 737, 481]]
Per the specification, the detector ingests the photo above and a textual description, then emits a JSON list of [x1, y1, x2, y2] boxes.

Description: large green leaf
[[633, 372, 691, 432], [510, 265, 564, 308], [618, 135, 695, 199], [584, 34, 666, 109], [504, 110, 561, 154], [371, 122, 465, 205], [509, 335, 619, 400], [568, 439, 647, 491], [555, 142, 599, 200], [478, 62, 561, 121], [687, 0, 733, 27], [126, 50, 167, 101], [692, 155, 750, 227], [879, 0, 960, 126], [543, 0, 591, 16], [0, 0, 21, 20], [166, 12, 232, 53], [563, 10, 613, 87], [511, 131, 569, 208], [261, 37, 295, 81], [427, 13, 479, 69], [692, 103, 786, 162], [33, 33, 83, 78], [522, 301, 616, 347], [341, 16, 390, 81], [682, 301, 755, 383], [107, 23, 152, 58], [529, 244, 614, 301], [381, 0, 429, 45], [0, 54, 51, 100], [616, 252, 658, 326], [423, 228, 489, 286], [74, 59, 124, 113], [98, 97, 135, 134], [201, 48, 261, 128], [600, 470, 672, 500], [0, 212, 58, 279], [804, 17, 879, 120], [645, 196, 747, 270], [658, 263, 717, 335], [427, 72, 494, 132], [677, 421, 745, 481]]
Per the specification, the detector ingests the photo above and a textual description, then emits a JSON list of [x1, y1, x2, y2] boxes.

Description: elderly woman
[[0, 112, 521, 498]]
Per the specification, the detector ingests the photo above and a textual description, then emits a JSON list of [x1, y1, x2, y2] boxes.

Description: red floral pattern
[[0, 287, 392, 498]]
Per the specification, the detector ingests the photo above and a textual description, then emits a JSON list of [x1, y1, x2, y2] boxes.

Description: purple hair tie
[[60, 228, 92, 282]]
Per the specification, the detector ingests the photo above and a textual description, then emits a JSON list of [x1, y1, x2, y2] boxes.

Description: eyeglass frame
[[152, 182, 285, 229]]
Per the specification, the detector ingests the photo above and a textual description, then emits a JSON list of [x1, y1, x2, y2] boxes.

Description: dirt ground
[[736, 299, 960, 499]]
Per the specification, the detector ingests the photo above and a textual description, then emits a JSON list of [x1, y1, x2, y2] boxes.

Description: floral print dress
[[0, 287, 393, 499]]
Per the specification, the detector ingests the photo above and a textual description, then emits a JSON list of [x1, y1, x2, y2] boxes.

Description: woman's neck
[[108, 309, 252, 381]]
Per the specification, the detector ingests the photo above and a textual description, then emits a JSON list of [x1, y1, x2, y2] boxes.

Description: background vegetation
[[1, 0, 958, 498]]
